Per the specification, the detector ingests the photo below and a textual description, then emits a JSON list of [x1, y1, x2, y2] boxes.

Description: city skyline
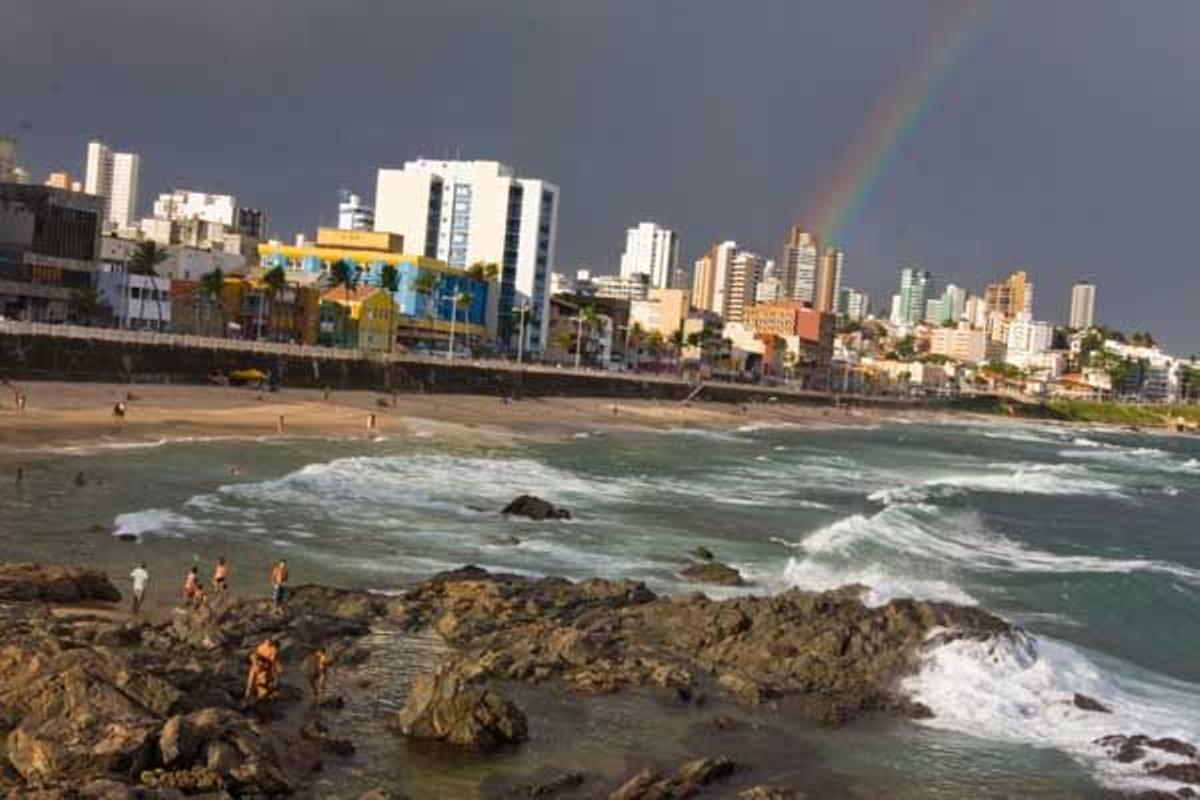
[[4, 0, 1198, 350]]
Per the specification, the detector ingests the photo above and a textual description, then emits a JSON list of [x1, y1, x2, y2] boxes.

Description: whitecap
[[904, 632, 1200, 794], [112, 508, 200, 539]]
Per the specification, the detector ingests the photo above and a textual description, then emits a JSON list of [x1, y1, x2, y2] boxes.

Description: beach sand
[[0, 381, 909, 451]]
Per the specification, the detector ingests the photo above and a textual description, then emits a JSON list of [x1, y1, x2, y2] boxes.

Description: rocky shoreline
[[1, 561, 1197, 798]]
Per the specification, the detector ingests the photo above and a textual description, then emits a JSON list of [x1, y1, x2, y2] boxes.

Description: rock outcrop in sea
[[2, 561, 1197, 798]]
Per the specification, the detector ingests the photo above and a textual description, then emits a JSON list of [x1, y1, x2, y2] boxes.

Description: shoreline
[[0, 381, 939, 453]]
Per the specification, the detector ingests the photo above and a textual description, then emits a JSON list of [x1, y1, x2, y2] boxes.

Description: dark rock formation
[[690, 546, 715, 562], [1072, 693, 1111, 713], [680, 561, 744, 586], [0, 562, 386, 797], [502, 495, 571, 521], [0, 562, 121, 602], [1096, 735, 1200, 796], [393, 665, 528, 750], [391, 566, 1011, 725], [608, 757, 736, 799]]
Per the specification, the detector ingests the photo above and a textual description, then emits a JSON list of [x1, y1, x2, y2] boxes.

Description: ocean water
[[2, 418, 1198, 797]]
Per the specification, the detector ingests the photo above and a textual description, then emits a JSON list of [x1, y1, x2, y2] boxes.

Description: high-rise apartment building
[[725, 251, 765, 323], [84, 141, 140, 230], [618, 221, 679, 290], [1069, 281, 1096, 329], [896, 267, 934, 327], [780, 227, 819, 305], [338, 190, 374, 231], [690, 240, 737, 317], [756, 260, 782, 304], [374, 159, 559, 352], [815, 246, 843, 313], [838, 287, 870, 321], [985, 270, 1034, 318], [928, 284, 967, 324]]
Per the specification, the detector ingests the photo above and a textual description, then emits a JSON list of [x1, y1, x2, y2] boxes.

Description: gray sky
[[4, 0, 1198, 351]]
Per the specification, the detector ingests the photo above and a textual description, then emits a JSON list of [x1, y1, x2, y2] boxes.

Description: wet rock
[[1150, 762, 1200, 785], [501, 495, 571, 521], [737, 787, 803, 800], [690, 546, 715, 562], [712, 714, 740, 732], [0, 563, 121, 603], [680, 561, 744, 586], [497, 769, 586, 798], [394, 666, 528, 750], [1072, 693, 1111, 713], [608, 757, 736, 799]]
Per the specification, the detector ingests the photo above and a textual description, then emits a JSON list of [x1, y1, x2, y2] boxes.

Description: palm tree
[[326, 260, 361, 348], [199, 268, 226, 337], [379, 264, 399, 295], [259, 265, 288, 341], [413, 270, 439, 322], [127, 240, 170, 330], [68, 286, 102, 326], [379, 264, 399, 353], [465, 261, 500, 281]]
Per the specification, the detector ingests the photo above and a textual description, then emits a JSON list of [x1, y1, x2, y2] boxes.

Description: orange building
[[744, 300, 835, 365]]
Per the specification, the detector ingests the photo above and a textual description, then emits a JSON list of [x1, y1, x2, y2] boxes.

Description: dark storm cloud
[[3, 0, 1197, 350]]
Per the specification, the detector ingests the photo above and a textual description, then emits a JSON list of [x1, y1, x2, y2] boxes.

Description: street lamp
[[513, 301, 530, 365]]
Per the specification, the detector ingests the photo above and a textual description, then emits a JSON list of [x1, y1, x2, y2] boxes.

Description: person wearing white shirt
[[130, 563, 149, 615]]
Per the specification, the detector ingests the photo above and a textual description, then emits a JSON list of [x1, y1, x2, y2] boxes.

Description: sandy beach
[[0, 380, 909, 452]]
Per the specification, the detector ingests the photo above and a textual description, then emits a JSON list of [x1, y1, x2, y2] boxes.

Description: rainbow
[[803, 0, 995, 244]]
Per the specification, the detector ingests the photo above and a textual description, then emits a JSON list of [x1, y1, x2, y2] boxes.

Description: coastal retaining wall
[[0, 329, 924, 410]]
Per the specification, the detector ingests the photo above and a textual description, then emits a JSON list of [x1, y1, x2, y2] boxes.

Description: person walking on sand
[[271, 559, 289, 613], [213, 556, 229, 603], [183, 565, 200, 605], [130, 562, 149, 615]]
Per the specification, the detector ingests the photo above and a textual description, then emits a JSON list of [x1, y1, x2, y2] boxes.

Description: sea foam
[[905, 631, 1200, 794]]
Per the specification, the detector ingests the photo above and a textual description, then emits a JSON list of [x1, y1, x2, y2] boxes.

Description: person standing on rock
[[183, 565, 200, 605], [308, 645, 332, 706], [213, 556, 229, 603], [271, 559, 289, 613], [130, 562, 149, 615]]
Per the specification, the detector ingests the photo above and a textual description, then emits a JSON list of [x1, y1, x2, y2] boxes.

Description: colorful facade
[[319, 287, 396, 352], [258, 231, 489, 345]]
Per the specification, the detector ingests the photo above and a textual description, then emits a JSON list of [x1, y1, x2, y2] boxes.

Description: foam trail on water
[[112, 509, 200, 539], [792, 505, 1200, 586], [868, 462, 1125, 504]]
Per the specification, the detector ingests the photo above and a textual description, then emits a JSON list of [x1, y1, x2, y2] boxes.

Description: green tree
[[327, 259, 360, 304], [127, 240, 170, 329], [259, 265, 288, 340], [895, 335, 916, 359], [199, 268, 226, 336], [414, 270, 439, 323], [379, 264, 400, 294], [68, 286, 102, 326], [465, 261, 500, 281]]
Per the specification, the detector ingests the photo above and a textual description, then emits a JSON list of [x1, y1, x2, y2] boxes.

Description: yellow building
[[319, 287, 396, 353], [259, 228, 489, 346]]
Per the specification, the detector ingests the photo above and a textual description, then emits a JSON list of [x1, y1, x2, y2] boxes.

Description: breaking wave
[[905, 631, 1200, 794]]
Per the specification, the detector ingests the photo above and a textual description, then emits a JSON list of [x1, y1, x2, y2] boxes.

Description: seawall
[[0, 329, 921, 410]]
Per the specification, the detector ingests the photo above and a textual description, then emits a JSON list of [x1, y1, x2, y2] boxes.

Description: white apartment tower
[[780, 227, 820, 305], [1069, 282, 1096, 329], [374, 159, 559, 353], [691, 240, 738, 317], [338, 190, 374, 231], [84, 141, 140, 230], [725, 251, 765, 323], [618, 221, 680, 290]]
